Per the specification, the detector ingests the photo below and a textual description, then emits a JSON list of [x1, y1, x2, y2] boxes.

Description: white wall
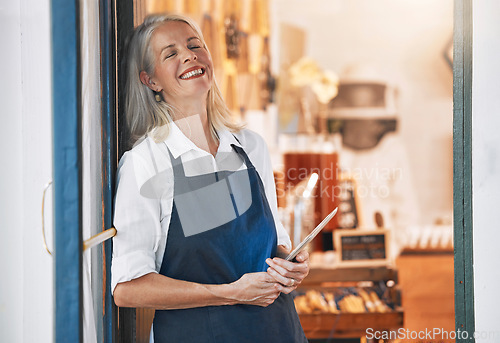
[[0, 1, 24, 341], [472, 1, 500, 341], [270, 0, 454, 225], [0, 0, 54, 342]]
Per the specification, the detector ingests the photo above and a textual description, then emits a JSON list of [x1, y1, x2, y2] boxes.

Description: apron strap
[[230, 134, 257, 170], [231, 144, 256, 171]]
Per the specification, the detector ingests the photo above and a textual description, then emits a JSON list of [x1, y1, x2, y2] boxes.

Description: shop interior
[[129, 0, 455, 341]]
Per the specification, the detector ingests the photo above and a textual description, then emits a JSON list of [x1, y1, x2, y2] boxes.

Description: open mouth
[[179, 68, 205, 80]]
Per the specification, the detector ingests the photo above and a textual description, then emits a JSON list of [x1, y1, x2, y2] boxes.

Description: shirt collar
[[217, 128, 243, 153], [162, 121, 242, 159]]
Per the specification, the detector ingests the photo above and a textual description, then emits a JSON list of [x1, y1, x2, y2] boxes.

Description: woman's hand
[[228, 272, 284, 307], [265, 250, 310, 294]]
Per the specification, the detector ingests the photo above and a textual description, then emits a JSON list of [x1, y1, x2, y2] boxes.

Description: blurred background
[[135, 1, 455, 341]]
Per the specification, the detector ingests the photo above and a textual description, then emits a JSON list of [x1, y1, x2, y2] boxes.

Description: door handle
[[41, 181, 53, 255], [83, 227, 116, 251], [42, 180, 116, 254]]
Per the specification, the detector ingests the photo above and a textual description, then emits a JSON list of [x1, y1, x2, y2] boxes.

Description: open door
[[51, 0, 121, 341]]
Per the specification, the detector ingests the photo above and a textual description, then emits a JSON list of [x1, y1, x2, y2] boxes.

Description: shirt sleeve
[[111, 151, 163, 294], [243, 130, 292, 250]]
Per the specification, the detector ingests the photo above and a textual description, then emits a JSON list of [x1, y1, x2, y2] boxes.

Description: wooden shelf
[[299, 310, 404, 339], [301, 266, 397, 285], [400, 247, 454, 255]]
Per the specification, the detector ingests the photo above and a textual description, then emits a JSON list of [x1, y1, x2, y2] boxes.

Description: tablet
[[285, 207, 338, 261]]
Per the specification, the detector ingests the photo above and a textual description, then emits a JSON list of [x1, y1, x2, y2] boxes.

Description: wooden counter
[[297, 266, 403, 341], [396, 252, 455, 337]]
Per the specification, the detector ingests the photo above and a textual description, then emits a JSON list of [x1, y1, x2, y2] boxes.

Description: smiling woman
[[112, 13, 310, 343], [137, 20, 220, 155], [123, 14, 240, 146], [139, 22, 213, 109]]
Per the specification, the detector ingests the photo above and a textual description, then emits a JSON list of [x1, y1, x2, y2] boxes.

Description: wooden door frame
[[99, 0, 119, 342], [50, 0, 131, 341], [453, 0, 475, 340], [99, 0, 136, 341], [103, 0, 137, 341]]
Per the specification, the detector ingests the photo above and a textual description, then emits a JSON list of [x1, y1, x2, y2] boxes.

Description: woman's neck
[[171, 106, 219, 157]]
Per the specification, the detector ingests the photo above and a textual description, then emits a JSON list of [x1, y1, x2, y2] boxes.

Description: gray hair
[[124, 13, 242, 145]]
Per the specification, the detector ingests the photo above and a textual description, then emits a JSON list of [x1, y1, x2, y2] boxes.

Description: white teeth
[[180, 68, 203, 79]]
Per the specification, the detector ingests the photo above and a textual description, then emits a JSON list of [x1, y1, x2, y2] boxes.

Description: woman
[[111, 13, 309, 342]]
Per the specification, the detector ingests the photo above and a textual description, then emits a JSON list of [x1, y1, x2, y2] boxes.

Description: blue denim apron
[[152, 144, 306, 342]]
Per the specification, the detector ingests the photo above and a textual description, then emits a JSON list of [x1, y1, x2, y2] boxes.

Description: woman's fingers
[[259, 271, 280, 284], [295, 250, 310, 263], [266, 265, 296, 287], [245, 272, 301, 306], [266, 258, 304, 277], [265, 251, 310, 287], [231, 272, 285, 306], [265, 257, 309, 279]]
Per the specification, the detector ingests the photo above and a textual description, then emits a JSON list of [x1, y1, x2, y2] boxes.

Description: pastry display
[[294, 288, 392, 314]]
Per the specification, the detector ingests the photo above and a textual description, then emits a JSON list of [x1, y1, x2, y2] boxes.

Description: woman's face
[[148, 21, 213, 107]]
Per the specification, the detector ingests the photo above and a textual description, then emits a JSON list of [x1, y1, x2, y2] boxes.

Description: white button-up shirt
[[111, 123, 291, 292]]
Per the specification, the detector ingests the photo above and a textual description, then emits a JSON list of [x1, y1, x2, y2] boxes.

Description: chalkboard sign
[[334, 229, 390, 267]]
